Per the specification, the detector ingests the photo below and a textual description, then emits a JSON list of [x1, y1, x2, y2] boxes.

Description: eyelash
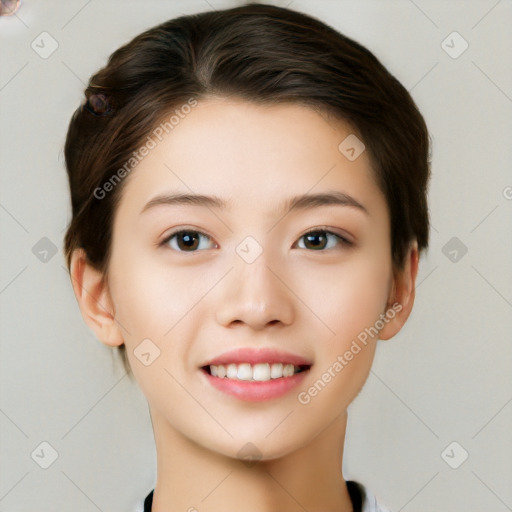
[[159, 227, 353, 252]]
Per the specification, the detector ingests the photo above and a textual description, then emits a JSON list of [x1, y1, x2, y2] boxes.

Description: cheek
[[291, 252, 390, 406], [108, 256, 196, 396], [291, 250, 392, 346], [109, 264, 163, 337], [293, 257, 390, 414], [108, 229, 195, 331], [108, 248, 210, 375]]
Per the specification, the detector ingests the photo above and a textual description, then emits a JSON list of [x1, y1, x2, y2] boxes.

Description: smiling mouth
[[202, 363, 311, 382]]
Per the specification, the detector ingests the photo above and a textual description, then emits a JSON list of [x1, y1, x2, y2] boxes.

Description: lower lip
[[202, 369, 309, 402]]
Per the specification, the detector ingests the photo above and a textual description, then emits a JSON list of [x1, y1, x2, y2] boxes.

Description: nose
[[215, 250, 295, 331]]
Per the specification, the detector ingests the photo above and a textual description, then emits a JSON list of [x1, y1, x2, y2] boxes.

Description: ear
[[69, 248, 124, 347], [378, 240, 419, 341]]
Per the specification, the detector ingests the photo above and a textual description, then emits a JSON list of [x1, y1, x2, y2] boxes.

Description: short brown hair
[[64, 2, 431, 376]]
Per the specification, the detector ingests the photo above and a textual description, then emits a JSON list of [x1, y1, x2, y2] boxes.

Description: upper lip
[[201, 347, 313, 367]]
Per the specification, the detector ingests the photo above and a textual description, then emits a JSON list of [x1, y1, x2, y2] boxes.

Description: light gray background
[[1, 1, 511, 511]]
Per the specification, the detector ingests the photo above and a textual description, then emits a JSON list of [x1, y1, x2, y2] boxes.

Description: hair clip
[[84, 93, 112, 116]]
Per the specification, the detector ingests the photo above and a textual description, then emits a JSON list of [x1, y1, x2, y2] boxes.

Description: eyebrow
[[140, 190, 369, 216]]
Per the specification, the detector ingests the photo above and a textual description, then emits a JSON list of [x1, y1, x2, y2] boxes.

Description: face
[[104, 97, 396, 459]]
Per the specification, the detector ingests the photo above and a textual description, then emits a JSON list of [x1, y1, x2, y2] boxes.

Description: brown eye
[[162, 230, 215, 252], [304, 231, 327, 250], [296, 230, 352, 251]]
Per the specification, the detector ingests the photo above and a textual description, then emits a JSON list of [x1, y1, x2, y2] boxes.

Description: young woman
[[63, 3, 430, 511]]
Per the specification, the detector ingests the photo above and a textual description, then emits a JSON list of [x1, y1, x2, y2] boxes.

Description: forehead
[[116, 97, 387, 221]]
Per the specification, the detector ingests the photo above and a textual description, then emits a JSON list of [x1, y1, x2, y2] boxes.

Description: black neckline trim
[[143, 480, 366, 511]]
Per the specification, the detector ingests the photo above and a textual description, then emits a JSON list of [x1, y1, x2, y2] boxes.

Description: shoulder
[[347, 480, 393, 512]]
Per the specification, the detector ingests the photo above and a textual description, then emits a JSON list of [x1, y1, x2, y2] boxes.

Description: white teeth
[[237, 363, 252, 380], [253, 363, 270, 381], [270, 363, 283, 379], [208, 362, 305, 381], [283, 364, 294, 377], [226, 363, 238, 379]]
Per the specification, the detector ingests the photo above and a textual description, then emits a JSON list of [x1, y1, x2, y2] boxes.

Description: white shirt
[[362, 485, 392, 512]]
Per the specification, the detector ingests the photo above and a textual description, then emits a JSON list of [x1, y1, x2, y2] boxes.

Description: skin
[[70, 97, 418, 512]]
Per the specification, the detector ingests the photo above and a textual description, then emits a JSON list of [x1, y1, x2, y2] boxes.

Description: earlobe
[[69, 249, 124, 347], [378, 240, 419, 341]]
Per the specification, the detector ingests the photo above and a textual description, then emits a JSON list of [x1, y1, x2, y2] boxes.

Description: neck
[[150, 408, 353, 512]]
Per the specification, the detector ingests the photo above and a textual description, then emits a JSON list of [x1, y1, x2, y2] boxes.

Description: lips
[[201, 347, 313, 367], [200, 347, 312, 401]]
